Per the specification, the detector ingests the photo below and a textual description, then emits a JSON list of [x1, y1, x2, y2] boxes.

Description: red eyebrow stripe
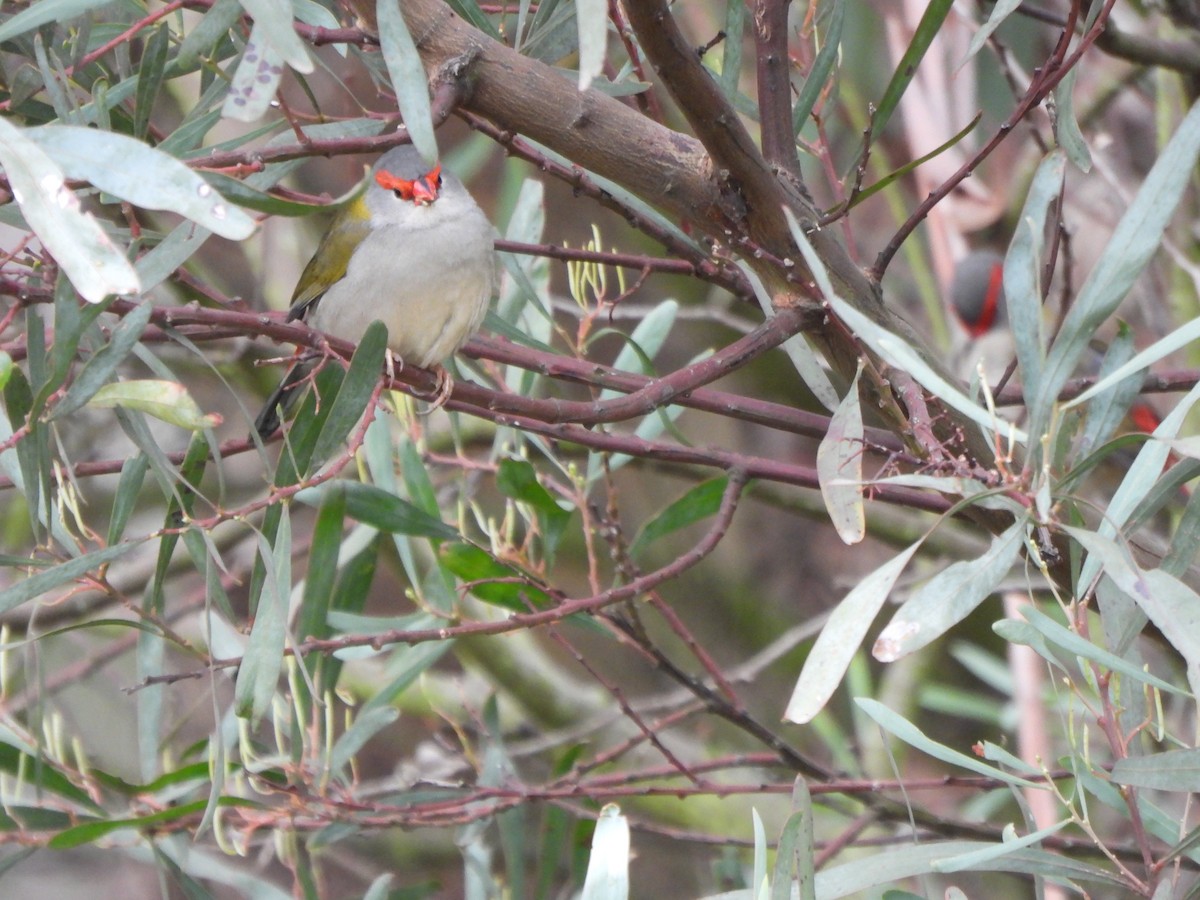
[[375, 163, 442, 202], [965, 259, 1004, 337]]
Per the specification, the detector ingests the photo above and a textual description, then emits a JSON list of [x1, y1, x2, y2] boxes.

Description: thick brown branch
[[356, 0, 721, 232], [754, 0, 801, 177]]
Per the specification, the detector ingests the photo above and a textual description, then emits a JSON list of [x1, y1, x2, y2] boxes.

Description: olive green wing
[[286, 196, 372, 322]]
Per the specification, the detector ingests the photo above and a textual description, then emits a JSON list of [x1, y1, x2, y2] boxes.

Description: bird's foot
[[417, 364, 455, 414], [383, 348, 404, 384]]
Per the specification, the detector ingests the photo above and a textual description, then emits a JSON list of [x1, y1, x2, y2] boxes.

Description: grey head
[[362, 144, 476, 232], [950, 250, 1007, 337]]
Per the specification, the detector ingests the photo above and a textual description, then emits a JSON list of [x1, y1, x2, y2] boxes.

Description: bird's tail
[[253, 361, 311, 438]]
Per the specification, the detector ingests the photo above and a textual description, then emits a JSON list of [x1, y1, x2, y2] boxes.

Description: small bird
[[949, 249, 1012, 387], [950, 250, 1005, 340], [254, 144, 498, 437]]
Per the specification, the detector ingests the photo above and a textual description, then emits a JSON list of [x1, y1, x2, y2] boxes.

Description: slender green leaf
[[1032, 98, 1200, 443], [1, 363, 46, 538], [222, 23, 287, 121], [828, 290, 1027, 444], [773, 779, 815, 900], [785, 542, 920, 724], [575, 0, 606, 90], [1078, 378, 1200, 589], [1112, 748, 1200, 792], [742, 261, 838, 411], [792, 0, 844, 135], [295, 482, 458, 540], [439, 543, 553, 611], [235, 0, 312, 73], [1013, 604, 1182, 694], [235, 513, 291, 722], [1, 543, 138, 614], [202, 169, 359, 217], [34, 34, 78, 124], [1005, 150, 1064, 421], [1054, 66, 1092, 172], [361, 640, 455, 712], [0, 118, 139, 302], [523, 1, 578, 64], [630, 476, 728, 558], [580, 804, 629, 900], [751, 807, 767, 898], [330, 706, 399, 775], [1163, 478, 1200, 579], [816, 840, 1122, 896], [838, 114, 981, 215], [817, 362, 865, 544], [28, 126, 255, 239], [444, 0, 502, 38], [717, 0, 744, 99], [317, 538, 379, 691], [874, 520, 1025, 661], [935, 820, 1070, 872], [871, 0, 954, 139], [48, 798, 253, 850], [0, 742, 102, 811], [106, 454, 149, 546], [310, 320, 388, 464], [294, 483, 346, 645], [88, 379, 219, 430], [51, 301, 151, 420], [135, 221, 214, 293], [963, 0, 1022, 61], [377, 0, 437, 162], [176, 0, 243, 68], [362, 875, 393, 900], [497, 458, 572, 562], [1068, 525, 1200, 697], [134, 24, 170, 139], [1066, 314, 1200, 410], [603, 299, 677, 389], [0, 0, 114, 43], [1076, 322, 1139, 459], [856, 699, 1038, 787]]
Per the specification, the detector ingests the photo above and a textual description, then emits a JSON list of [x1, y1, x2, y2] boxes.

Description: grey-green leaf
[[1, 544, 137, 613], [1004, 149, 1064, 422], [1032, 97, 1200, 442], [222, 24, 287, 122], [28, 126, 255, 240], [817, 362, 865, 544], [295, 482, 460, 540], [1013, 604, 1184, 695], [0, 118, 140, 302], [855, 698, 1038, 787], [310, 320, 389, 465], [575, 0, 606, 90], [874, 520, 1025, 661], [235, 514, 292, 722], [580, 804, 630, 900], [376, 0, 438, 163], [51, 300, 152, 421], [236, 0, 313, 73], [0, 0, 114, 43], [1112, 748, 1200, 792], [785, 543, 920, 724]]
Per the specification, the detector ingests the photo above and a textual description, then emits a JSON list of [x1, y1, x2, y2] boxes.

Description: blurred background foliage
[[1, 0, 1200, 897]]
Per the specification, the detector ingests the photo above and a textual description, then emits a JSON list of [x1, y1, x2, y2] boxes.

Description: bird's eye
[[375, 170, 416, 199], [375, 164, 442, 205]]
